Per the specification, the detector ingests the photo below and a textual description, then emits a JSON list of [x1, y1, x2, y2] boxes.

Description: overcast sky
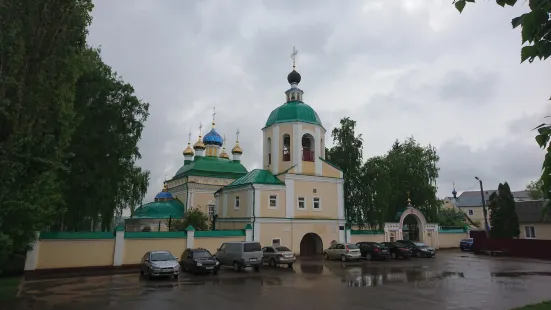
[[88, 0, 551, 205]]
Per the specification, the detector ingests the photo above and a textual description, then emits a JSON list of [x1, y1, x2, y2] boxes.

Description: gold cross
[[236, 128, 240, 142], [212, 107, 216, 127], [199, 122, 203, 137], [291, 46, 298, 69]]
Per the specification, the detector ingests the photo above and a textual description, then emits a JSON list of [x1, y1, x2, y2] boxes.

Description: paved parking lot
[[9, 250, 551, 310]]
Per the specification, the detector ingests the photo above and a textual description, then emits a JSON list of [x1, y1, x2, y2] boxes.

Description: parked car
[[323, 243, 361, 262], [214, 241, 263, 272], [356, 242, 391, 260], [396, 240, 436, 258], [262, 245, 296, 267], [380, 242, 411, 259], [180, 248, 220, 274], [139, 250, 180, 279], [459, 238, 474, 251]]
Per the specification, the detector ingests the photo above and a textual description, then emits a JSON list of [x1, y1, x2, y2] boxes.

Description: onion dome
[[193, 136, 205, 150], [203, 128, 223, 146], [219, 148, 230, 159], [183, 142, 194, 156], [154, 183, 174, 201], [232, 143, 243, 155], [452, 188, 457, 197], [287, 70, 301, 85]]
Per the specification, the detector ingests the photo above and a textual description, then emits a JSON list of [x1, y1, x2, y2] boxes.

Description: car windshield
[[150, 252, 175, 261], [193, 251, 212, 259], [414, 242, 426, 247], [373, 243, 383, 247], [346, 244, 359, 249], [276, 246, 291, 252], [462, 239, 473, 242]]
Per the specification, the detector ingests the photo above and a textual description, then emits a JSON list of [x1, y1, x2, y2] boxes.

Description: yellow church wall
[[294, 180, 338, 219], [438, 232, 468, 249], [217, 221, 252, 230], [37, 240, 115, 269], [122, 238, 187, 265], [195, 237, 245, 253], [321, 162, 341, 178], [259, 222, 338, 254], [258, 188, 287, 218], [190, 192, 214, 215], [224, 189, 252, 218], [302, 161, 315, 175]]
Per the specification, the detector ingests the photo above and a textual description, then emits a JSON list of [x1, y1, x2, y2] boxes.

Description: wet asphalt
[[8, 250, 551, 310]]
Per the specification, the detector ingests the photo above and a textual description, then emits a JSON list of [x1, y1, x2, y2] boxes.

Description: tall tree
[[0, 0, 93, 262], [526, 179, 544, 200], [358, 156, 392, 229], [488, 182, 521, 238], [452, 0, 551, 222], [59, 48, 150, 231], [326, 117, 364, 226]]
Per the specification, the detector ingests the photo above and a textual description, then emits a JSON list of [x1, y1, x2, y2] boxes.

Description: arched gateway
[[383, 205, 439, 248], [300, 233, 323, 257]]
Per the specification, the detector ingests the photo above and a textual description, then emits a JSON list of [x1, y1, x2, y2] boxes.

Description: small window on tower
[[235, 196, 240, 209], [269, 195, 277, 208], [297, 197, 305, 210]]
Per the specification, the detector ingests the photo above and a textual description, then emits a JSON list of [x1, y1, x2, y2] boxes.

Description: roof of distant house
[[516, 200, 550, 223], [445, 190, 533, 207]]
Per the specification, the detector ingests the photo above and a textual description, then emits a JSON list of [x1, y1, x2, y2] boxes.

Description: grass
[[0, 277, 21, 300], [513, 301, 551, 310]]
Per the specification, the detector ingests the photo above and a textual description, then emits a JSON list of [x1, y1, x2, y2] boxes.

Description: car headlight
[[421, 248, 428, 251], [215, 261, 219, 265], [196, 262, 203, 267], [174, 265, 180, 270]]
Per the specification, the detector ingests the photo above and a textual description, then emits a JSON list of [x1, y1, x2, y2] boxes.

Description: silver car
[[140, 250, 180, 279], [324, 243, 361, 262], [262, 245, 296, 267]]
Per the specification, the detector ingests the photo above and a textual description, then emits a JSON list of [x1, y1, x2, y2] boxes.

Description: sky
[[87, 0, 551, 205]]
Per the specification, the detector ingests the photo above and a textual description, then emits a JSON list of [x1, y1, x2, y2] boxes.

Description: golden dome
[[183, 143, 194, 156], [219, 148, 230, 159], [193, 136, 205, 150], [231, 143, 243, 154]]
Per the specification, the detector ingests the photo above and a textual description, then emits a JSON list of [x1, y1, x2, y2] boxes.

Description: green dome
[[132, 199, 185, 219], [264, 101, 323, 129]]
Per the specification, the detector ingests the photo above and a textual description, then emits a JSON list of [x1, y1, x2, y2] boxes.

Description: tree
[[57, 48, 150, 232], [169, 208, 210, 231], [326, 117, 364, 226], [0, 0, 93, 263], [437, 208, 467, 227], [452, 0, 551, 224], [526, 179, 544, 200], [488, 182, 520, 238]]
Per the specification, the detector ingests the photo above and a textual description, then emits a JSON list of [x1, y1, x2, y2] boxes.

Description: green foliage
[[169, 208, 210, 231], [453, 0, 551, 223], [56, 48, 150, 232], [437, 207, 467, 227], [325, 117, 364, 224], [526, 179, 544, 200], [488, 182, 521, 238], [0, 0, 94, 264]]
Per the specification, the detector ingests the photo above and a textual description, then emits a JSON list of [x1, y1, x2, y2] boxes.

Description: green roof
[[173, 156, 248, 179], [132, 199, 185, 219], [222, 169, 284, 191], [264, 101, 323, 129]]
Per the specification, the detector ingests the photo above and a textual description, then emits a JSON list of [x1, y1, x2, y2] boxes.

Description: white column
[[223, 193, 228, 217], [345, 228, 351, 243], [339, 226, 346, 243], [113, 230, 125, 266], [24, 232, 40, 271], [187, 226, 195, 248], [285, 177, 295, 218], [293, 123, 301, 173], [272, 125, 280, 174], [245, 224, 253, 241], [337, 181, 345, 220], [315, 126, 322, 175]]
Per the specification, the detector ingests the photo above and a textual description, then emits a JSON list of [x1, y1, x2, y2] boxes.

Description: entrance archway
[[403, 214, 420, 241], [300, 233, 323, 257]]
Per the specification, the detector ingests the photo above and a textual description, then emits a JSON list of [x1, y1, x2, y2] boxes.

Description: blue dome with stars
[[203, 128, 223, 146]]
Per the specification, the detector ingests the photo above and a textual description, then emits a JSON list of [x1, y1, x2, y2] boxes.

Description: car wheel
[[341, 255, 347, 262], [391, 252, 396, 259], [416, 251, 421, 258], [365, 253, 372, 260], [269, 258, 276, 268], [139, 268, 144, 276], [324, 253, 329, 260], [233, 262, 242, 272], [147, 268, 153, 279]]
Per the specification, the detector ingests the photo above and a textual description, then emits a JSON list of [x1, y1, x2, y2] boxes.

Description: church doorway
[[403, 214, 421, 241], [300, 233, 323, 257]]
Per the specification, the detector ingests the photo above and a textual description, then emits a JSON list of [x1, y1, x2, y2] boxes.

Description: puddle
[[491, 271, 551, 278]]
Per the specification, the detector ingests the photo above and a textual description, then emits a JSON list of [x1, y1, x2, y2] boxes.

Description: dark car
[[140, 250, 180, 279], [380, 242, 412, 259], [356, 242, 391, 260], [180, 248, 220, 274], [396, 240, 436, 258], [460, 238, 474, 251]]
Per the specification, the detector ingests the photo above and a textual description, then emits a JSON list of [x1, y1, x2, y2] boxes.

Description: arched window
[[301, 133, 315, 162], [267, 137, 272, 166], [282, 134, 291, 161]]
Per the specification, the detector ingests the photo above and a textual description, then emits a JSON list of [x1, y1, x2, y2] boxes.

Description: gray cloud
[[87, 0, 551, 206]]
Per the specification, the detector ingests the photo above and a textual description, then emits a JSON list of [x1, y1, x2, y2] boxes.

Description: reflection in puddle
[[491, 271, 551, 278], [344, 268, 465, 288]]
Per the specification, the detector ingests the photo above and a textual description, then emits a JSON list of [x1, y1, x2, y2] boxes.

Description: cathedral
[[127, 56, 346, 254]]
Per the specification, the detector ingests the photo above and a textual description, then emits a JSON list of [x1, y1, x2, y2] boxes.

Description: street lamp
[[475, 176, 490, 237]]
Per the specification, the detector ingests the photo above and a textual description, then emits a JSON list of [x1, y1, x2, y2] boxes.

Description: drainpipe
[[251, 184, 256, 241]]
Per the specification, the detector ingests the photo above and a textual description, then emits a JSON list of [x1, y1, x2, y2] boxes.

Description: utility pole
[[475, 177, 490, 237]]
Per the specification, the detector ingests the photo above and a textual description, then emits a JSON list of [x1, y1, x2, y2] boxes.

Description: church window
[[313, 197, 321, 210], [301, 134, 315, 162], [234, 196, 240, 209], [297, 197, 305, 210], [267, 137, 272, 165], [269, 195, 277, 208], [283, 134, 291, 161]]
